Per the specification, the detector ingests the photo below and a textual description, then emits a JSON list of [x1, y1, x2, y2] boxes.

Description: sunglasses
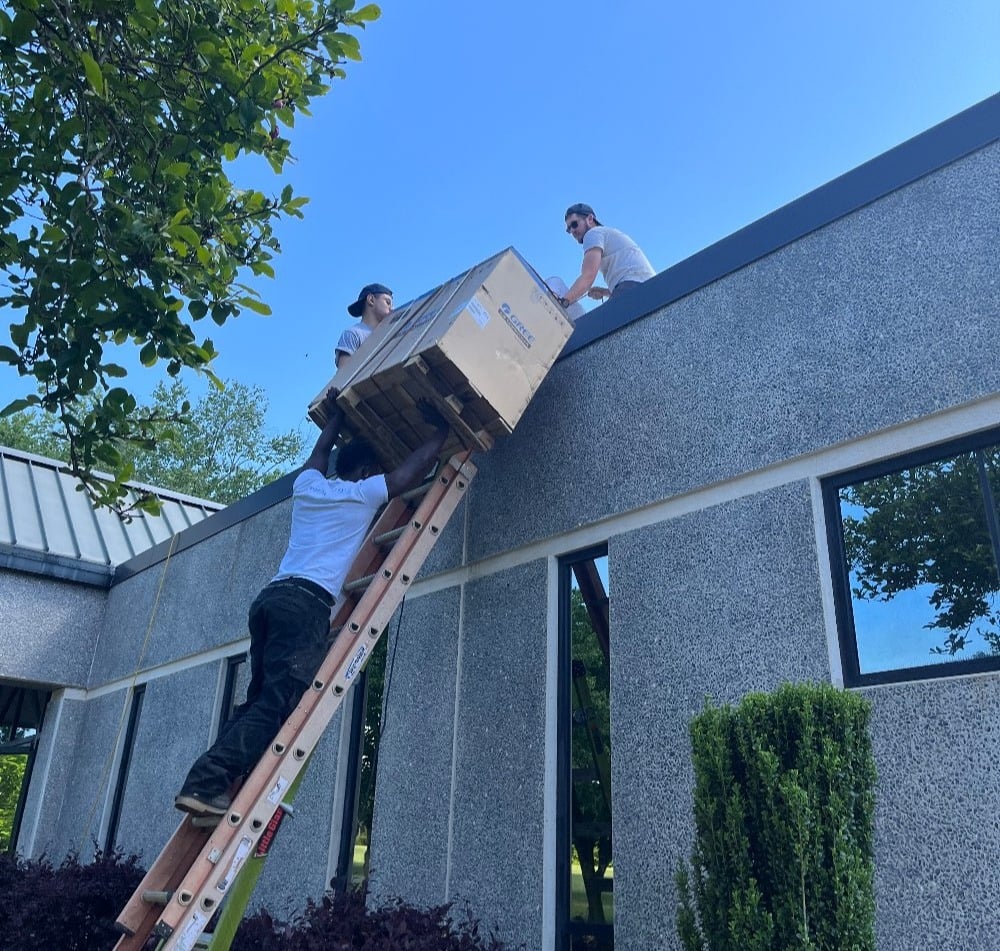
[[565, 219, 584, 233]]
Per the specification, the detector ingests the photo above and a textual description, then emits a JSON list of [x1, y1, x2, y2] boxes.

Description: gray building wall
[[3, 110, 998, 949], [368, 136, 1000, 951], [865, 678, 1000, 951], [0, 571, 107, 687], [609, 483, 832, 948], [369, 562, 549, 951], [458, 142, 999, 569]]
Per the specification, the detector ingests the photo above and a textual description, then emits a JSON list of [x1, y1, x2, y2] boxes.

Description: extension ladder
[[113, 450, 476, 951]]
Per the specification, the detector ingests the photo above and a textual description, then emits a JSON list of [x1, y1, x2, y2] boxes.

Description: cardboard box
[[310, 248, 573, 469]]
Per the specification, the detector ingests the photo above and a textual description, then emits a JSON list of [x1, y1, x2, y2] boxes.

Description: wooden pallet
[[310, 248, 572, 471]]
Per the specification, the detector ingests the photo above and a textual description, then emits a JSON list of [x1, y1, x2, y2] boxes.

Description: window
[[105, 683, 145, 851], [0, 682, 50, 853], [557, 546, 613, 950], [824, 428, 1000, 686], [219, 653, 249, 733], [331, 635, 388, 892]]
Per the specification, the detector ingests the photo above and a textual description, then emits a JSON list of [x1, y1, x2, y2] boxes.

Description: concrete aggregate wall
[[608, 481, 830, 949], [371, 561, 548, 951], [0, 572, 107, 687], [368, 587, 462, 909], [865, 677, 1000, 951], [446, 561, 548, 951], [91, 501, 291, 685], [24, 692, 132, 858], [109, 663, 221, 863]]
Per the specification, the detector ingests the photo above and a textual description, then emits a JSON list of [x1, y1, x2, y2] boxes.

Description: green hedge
[[676, 682, 876, 951]]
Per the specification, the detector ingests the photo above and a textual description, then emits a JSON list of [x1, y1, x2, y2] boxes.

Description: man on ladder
[[175, 390, 448, 817]]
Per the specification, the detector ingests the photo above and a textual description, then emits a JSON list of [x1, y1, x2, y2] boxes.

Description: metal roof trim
[[0, 543, 114, 588], [0, 445, 226, 582], [111, 469, 297, 585]]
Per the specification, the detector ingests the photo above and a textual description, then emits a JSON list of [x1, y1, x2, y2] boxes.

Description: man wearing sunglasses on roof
[[558, 203, 655, 309], [335, 283, 393, 369]]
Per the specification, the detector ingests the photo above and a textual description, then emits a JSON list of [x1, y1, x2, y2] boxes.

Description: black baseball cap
[[565, 203, 602, 226], [347, 283, 392, 317]]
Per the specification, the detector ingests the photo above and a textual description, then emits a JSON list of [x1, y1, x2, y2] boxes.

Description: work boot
[[174, 789, 232, 816]]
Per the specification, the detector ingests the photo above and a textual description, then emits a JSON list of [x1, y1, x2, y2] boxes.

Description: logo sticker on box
[[467, 297, 491, 328], [499, 302, 535, 348]]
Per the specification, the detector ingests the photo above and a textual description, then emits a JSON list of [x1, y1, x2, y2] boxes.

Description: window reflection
[[835, 440, 1000, 677]]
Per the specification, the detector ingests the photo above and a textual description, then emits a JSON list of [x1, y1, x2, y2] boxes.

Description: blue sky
[[1, 0, 998, 438]]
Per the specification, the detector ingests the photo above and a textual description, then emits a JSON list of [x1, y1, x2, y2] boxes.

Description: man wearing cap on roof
[[558, 203, 655, 308], [335, 283, 393, 369]]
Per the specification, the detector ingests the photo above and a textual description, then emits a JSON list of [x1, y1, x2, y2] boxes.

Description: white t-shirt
[[271, 469, 389, 598], [582, 226, 655, 292], [334, 324, 372, 361]]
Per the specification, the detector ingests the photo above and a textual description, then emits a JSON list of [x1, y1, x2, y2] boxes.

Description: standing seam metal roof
[[0, 445, 225, 587]]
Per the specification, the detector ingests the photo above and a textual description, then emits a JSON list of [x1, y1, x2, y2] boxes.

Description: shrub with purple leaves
[[0, 847, 145, 951], [0, 849, 515, 951], [234, 886, 516, 951]]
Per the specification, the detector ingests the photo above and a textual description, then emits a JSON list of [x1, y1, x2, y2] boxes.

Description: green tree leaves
[[0, 378, 306, 505], [0, 0, 380, 510], [0, 755, 27, 852], [841, 447, 1000, 655], [676, 684, 877, 951]]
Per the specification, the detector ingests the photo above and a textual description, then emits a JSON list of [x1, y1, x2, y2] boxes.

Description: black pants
[[180, 579, 333, 797]]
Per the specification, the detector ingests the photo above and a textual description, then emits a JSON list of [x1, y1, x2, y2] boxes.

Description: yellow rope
[[78, 531, 179, 853]]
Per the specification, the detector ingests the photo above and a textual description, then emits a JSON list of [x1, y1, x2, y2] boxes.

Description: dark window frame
[[218, 653, 249, 735], [0, 683, 50, 854], [330, 673, 368, 894], [823, 425, 1000, 687], [104, 683, 145, 852], [556, 543, 613, 951]]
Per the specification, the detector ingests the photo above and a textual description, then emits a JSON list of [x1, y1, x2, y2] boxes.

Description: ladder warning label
[[176, 911, 208, 951], [217, 836, 253, 893], [267, 776, 290, 805], [345, 644, 368, 682]]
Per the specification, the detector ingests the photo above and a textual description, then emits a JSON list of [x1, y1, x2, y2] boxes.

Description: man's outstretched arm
[[563, 247, 603, 304], [385, 402, 450, 499], [303, 390, 345, 473]]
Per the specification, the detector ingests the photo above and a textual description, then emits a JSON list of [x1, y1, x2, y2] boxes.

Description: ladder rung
[[343, 572, 376, 594], [400, 475, 436, 502], [142, 889, 172, 905], [374, 525, 407, 547]]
